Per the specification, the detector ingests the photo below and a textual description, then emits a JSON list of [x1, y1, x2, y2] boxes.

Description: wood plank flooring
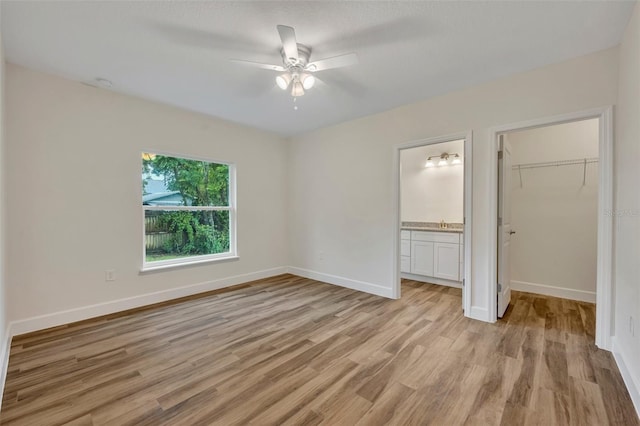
[[1, 274, 637, 425]]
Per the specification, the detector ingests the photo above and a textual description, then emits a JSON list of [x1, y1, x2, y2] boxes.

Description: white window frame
[[141, 152, 237, 272]]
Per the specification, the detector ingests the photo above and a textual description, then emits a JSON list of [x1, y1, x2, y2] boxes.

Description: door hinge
[[497, 283, 502, 292], [498, 150, 504, 159], [462, 279, 465, 287], [498, 217, 502, 226]]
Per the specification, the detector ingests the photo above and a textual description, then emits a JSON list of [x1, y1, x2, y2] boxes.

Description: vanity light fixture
[[425, 153, 462, 168]]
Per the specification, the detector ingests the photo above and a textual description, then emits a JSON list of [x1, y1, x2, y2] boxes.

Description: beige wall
[[507, 119, 599, 301], [614, 1, 640, 407], [400, 140, 464, 224], [0, 7, 8, 389], [288, 47, 618, 318], [5, 64, 289, 323]]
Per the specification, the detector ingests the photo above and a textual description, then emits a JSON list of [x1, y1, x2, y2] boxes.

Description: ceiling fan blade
[[277, 25, 299, 62], [307, 53, 358, 72], [230, 59, 285, 72]]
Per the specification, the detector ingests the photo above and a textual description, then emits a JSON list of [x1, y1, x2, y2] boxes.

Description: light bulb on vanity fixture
[[425, 152, 462, 168]]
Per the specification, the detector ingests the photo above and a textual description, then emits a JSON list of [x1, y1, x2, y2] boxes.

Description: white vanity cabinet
[[434, 242, 459, 280], [403, 230, 462, 282], [400, 230, 411, 273], [411, 240, 434, 276]]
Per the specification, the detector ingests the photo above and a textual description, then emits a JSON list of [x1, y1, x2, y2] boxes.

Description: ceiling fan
[[231, 25, 358, 97]]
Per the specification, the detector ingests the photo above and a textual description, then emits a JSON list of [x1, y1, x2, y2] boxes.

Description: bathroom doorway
[[393, 133, 472, 314]]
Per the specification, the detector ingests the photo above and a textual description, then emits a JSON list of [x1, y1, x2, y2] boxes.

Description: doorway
[[490, 107, 613, 349], [393, 132, 473, 315]]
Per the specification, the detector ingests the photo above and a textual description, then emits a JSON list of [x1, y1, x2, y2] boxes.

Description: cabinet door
[[400, 256, 411, 273], [434, 242, 460, 281], [400, 239, 411, 257], [411, 241, 434, 276]]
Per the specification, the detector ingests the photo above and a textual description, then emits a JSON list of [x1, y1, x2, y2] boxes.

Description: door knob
[[509, 230, 516, 235]]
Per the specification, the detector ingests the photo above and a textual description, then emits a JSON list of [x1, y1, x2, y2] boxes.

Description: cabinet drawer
[[400, 230, 411, 240], [401, 240, 411, 257], [412, 231, 460, 244]]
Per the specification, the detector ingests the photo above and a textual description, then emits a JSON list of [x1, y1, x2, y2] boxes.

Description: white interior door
[[497, 135, 512, 318]]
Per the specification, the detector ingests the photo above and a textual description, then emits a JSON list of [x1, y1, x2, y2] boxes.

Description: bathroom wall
[[401, 140, 464, 224]]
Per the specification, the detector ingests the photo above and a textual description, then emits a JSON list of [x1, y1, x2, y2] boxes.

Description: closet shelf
[[511, 157, 598, 170], [511, 157, 598, 187]]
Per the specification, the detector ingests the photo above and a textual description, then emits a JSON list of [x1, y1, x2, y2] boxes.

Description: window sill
[[140, 255, 239, 273]]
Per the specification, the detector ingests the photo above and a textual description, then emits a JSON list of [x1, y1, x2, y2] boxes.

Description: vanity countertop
[[401, 226, 462, 233], [401, 222, 463, 234]]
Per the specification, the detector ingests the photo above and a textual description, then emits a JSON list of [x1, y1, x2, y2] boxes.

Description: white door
[[497, 135, 513, 318]]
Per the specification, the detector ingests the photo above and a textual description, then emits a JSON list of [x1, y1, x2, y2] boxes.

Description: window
[[142, 152, 236, 269]]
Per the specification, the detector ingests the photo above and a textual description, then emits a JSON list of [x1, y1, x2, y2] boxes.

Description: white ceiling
[[1, 1, 635, 136]]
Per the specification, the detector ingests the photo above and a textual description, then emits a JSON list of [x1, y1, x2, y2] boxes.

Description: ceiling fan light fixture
[[275, 73, 292, 90], [291, 81, 305, 97], [231, 25, 358, 99], [301, 73, 315, 90]]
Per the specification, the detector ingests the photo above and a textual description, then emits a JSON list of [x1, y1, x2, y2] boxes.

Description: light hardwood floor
[[1, 274, 637, 425]]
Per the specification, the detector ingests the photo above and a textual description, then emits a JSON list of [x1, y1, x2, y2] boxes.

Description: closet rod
[[511, 157, 598, 171]]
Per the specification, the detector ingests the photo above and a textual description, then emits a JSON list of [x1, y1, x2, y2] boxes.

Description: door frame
[[392, 131, 473, 317], [488, 106, 613, 350]]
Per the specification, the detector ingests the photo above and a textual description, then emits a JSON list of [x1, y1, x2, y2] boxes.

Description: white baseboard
[[401, 273, 462, 289], [510, 280, 596, 303], [612, 337, 640, 418], [9, 267, 288, 337], [468, 306, 491, 322], [0, 325, 11, 411], [8, 265, 394, 338], [287, 267, 393, 299]]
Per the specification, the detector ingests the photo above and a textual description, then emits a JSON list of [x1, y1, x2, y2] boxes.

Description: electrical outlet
[[105, 270, 116, 282]]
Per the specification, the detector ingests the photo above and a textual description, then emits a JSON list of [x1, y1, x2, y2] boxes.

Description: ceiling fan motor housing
[[281, 44, 312, 69]]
